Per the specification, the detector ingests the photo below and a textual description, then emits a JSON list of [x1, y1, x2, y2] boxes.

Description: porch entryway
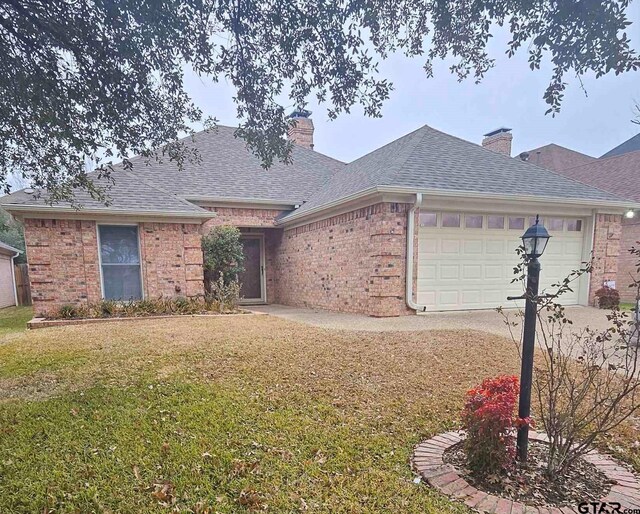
[[238, 234, 266, 304]]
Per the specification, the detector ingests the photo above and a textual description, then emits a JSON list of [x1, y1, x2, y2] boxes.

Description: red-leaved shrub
[[462, 375, 529, 476], [594, 286, 620, 309]]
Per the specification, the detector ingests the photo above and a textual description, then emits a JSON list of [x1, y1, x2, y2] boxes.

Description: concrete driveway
[[249, 304, 615, 339]]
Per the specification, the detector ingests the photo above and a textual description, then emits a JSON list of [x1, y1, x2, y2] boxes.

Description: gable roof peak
[[601, 132, 640, 158]]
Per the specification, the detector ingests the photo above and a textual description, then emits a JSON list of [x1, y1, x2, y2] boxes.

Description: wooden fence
[[14, 263, 31, 306]]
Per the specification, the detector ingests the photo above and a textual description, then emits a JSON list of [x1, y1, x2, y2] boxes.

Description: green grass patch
[[0, 379, 465, 513], [0, 315, 579, 512], [0, 305, 32, 336], [0, 346, 90, 378]]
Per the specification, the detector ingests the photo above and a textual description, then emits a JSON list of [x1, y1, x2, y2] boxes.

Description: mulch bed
[[443, 439, 612, 508]]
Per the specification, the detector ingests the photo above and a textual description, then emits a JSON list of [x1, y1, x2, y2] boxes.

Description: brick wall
[[139, 222, 204, 299], [24, 219, 102, 315], [24, 219, 204, 315], [202, 207, 287, 229], [272, 202, 412, 317], [618, 218, 640, 302], [590, 214, 622, 305]]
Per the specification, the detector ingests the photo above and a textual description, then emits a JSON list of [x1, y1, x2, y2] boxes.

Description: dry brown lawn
[[0, 314, 636, 513]]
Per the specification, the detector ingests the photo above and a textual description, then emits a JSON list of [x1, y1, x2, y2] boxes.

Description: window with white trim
[[488, 215, 505, 229], [98, 225, 143, 300], [442, 213, 460, 228], [465, 215, 483, 228], [567, 219, 583, 232], [419, 212, 437, 227], [547, 218, 564, 231]]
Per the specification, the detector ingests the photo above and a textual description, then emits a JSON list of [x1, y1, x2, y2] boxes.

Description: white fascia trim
[[275, 187, 383, 226], [2, 204, 216, 222], [383, 186, 640, 210], [0, 241, 22, 255], [277, 186, 640, 226], [184, 196, 298, 210]]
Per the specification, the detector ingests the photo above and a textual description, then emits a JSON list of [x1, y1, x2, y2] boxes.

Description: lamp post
[[509, 215, 551, 462]]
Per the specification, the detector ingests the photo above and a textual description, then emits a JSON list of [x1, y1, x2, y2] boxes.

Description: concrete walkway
[[249, 304, 614, 338]]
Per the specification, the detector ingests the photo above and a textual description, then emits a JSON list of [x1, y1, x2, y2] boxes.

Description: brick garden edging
[[26, 311, 262, 330], [411, 431, 640, 514]]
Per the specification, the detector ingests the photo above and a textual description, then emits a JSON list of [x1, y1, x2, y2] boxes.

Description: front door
[[238, 235, 265, 303]]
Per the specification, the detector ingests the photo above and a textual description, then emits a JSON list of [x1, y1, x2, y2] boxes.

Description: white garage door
[[417, 212, 586, 311]]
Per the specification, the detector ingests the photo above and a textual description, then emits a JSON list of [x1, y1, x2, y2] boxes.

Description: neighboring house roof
[[601, 133, 640, 158], [0, 123, 632, 222], [287, 125, 625, 219], [523, 143, 596, 172], [545, 151, 640, 203]]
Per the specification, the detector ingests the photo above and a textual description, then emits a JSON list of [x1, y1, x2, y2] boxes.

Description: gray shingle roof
[[602, 133, 640, 158], [1, 169, 210, 216], [0, 123, 629, 221], [0, 125, 345, 215], [288, 125, 626, 218], [128, 125, 344, 204]]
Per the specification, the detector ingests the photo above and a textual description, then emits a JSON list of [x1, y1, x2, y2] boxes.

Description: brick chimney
[[287, 108, 314, 150], [482, 128, 512, 156]]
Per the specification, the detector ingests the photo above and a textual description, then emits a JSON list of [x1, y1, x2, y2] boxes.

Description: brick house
[[524, 136, 640, 302], [1, 114, 636, 317]]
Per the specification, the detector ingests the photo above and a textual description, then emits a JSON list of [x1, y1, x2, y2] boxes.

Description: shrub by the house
[[48, 295, 240, 320], [594, 286, 620, 309], [201, 226, 244, 284]]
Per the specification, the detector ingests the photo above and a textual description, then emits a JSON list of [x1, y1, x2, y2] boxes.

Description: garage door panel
[[545, 244, 563, 256], [464, 240, 483, 254], [419, 263, 437, 280], [461, 290, 482, 305], [484, 264, 504, 280], [440, 264, 460, 280], [420, 239, 438, 254], [463, 264, 482, 279], [441, 240, 461, 254], [418, 213, 585, 311], [485, 240, 507, 254], [564, 240, 582, 255], [438, 290, 460, 307], [483, 289, 509, 305]]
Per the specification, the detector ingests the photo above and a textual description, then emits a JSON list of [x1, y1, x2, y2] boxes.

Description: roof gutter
[[277, 186, 640, 226], [380, 186, 640, 210], [406, 193, 428, 313], [0, 204, 216, 220]]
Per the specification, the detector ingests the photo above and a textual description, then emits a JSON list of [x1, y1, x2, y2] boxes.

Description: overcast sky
[[184, 4, 640, 164]]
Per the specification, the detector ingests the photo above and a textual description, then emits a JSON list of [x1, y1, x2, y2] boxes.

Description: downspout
[[10, 251, 19, 307], [406, 193, 428, 312]]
